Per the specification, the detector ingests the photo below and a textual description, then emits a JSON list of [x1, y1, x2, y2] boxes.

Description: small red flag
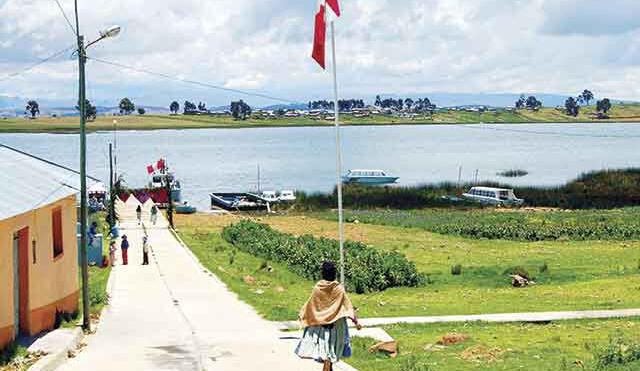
[[147, 165, 154, 174], [326, 0, 340, 17], [312, 4, 327, 69], [157, 159, 165, 170]]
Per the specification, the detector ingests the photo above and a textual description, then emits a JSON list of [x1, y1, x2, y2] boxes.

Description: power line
[[0, 45, 75, 83], [53, 0, 77, 36], [88, 57, 297, 104]]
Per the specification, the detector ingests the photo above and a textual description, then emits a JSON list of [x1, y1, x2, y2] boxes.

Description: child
[[296, 261, 361, 371], [142, 236, 150, 265], [150, 204, 159, 225], [109, 240, 117, 266]]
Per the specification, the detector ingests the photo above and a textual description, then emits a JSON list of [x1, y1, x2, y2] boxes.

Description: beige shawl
[[299, 280, 355, 327]]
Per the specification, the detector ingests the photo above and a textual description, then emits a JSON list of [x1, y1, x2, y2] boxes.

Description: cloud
[[1, 0, 640, 107]]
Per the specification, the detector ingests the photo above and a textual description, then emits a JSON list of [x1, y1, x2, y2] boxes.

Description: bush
[[222, 221, 424, 293], [592, 332, 640, 370], [451, 264, 462, 275]]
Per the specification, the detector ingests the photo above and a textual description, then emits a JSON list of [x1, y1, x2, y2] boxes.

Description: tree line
[[564, 89, 611, 118]]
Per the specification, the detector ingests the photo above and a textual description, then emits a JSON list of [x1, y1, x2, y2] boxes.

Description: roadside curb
[[28, 328, 83, 371]]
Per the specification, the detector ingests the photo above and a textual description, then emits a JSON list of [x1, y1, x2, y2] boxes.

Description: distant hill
[[261, 103, 308, 111]]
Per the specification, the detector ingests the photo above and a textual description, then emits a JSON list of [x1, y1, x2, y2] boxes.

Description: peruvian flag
[[312, 0, 341, 69], [157, 158, 165, 170], [146, 165, 155, 174]]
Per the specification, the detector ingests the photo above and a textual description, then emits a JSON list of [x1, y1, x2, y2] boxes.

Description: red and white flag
[[157, 159, 165, 170], [147, 165, 154, 174], [312, 0, 341, 69]]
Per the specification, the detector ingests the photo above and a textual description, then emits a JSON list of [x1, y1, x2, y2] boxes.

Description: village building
[[0, 145, 81, 349]]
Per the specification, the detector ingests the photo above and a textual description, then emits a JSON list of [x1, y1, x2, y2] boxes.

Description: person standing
[[296, 261, 361, 371], [142, 236, 150, 265], [121, 235, 130, 265], [150, 204, 159, 225], [109, 240, 117, 266], [136, 205, 142, 225]]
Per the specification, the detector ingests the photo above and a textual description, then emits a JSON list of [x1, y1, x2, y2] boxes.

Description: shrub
[[451, 264, 462, 275], [222, 221, 423, 293], [592, 332, 640, 370]]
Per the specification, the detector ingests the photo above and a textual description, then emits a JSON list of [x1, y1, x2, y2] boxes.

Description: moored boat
[[342, 169, 399, 185], [462, 186, 524, 206]]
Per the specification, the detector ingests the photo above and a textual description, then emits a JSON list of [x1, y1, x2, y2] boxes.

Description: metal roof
[[0, 144, 97, 221]]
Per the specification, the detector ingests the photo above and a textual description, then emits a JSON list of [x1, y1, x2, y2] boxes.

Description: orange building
[[0, 145, 81, 349]]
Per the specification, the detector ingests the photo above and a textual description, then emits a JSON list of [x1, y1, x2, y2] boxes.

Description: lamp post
[[76, 24, 120, 331]]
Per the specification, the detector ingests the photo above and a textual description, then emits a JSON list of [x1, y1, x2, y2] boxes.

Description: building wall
[[0, 195, 80, 348]]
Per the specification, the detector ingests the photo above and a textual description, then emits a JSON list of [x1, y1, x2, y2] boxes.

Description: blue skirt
[[295, 317, 352, 363]]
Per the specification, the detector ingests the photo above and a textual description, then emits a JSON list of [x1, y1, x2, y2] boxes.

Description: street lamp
[[77, 25, 120, 331]]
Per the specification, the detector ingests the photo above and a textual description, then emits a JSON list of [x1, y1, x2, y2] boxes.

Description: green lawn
[[175, 213, 640, 321], [349, 319, 640, 371], [3, 104, 640, 133]]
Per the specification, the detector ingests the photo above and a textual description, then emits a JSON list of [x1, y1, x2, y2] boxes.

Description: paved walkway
[[60, 198, 323, 371]]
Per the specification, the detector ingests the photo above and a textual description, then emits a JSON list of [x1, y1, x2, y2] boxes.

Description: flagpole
[[330, 20, 345, 284]]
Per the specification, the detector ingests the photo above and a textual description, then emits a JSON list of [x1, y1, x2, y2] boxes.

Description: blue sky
[[1, 0, 640, 107]]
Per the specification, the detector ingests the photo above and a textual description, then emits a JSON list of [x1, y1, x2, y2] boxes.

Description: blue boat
[[342, 169, 399, 185]]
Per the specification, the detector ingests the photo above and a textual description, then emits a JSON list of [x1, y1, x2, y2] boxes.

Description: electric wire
[[0, 45, 75, 83], [53, 0, 77, 36], [88, 57, 297, 104]]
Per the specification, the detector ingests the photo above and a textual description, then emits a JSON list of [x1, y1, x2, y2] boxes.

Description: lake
[[2, 123, 639, 210]]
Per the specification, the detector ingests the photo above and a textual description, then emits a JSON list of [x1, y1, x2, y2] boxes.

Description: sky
[[1, 0, 640, 107]]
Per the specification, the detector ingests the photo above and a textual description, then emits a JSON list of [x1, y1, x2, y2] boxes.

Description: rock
[[510, 274, 536, 287], [368, 341, 398, 358], [276, 286, 285, 293], [437, 333, 471, 346], [423, 344, 445, 351], [243, 275, 256, 284]]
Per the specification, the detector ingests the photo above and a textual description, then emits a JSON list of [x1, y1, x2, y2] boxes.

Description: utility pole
[[76, 28, 90, 331], [109, 143, 115, 231]]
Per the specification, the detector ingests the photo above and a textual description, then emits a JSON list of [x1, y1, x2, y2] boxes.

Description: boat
[[342, 169, 399, 185], [150, 172, 182, 203], [175, 202, 197, 214], [462, 187, 524, 206], [278, 190, 296, 202], [260, 191, 279, 203], [210, 192, 269, 211]]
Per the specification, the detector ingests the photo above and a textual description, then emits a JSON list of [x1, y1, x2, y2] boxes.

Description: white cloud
[[0, 0, 639, 106]]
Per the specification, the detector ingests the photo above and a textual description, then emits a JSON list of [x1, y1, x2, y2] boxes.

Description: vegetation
[[176, 214, 640, 320], [348, 319, 640, 371], [496, 169, 528, 177], [327, 207, 640, 241], [25, 100, 39, 119], [118, 97, 135, 115], [75, 99, 97, 121], [230, 100, 251, 120], [0, 341, 39, 371], [565, 96, 580, 116], [137, 107, 145, 115], [222, 220, 423, 293], [169, 101, 180, 114], [296, 169, 640, 210], [514, 94, 542, 111]]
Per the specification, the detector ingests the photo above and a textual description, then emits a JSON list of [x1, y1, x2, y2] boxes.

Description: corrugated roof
[[0, 144, 98, 220]]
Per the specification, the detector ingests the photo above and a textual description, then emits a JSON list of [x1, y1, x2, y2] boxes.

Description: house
[[0, 145, 81, 349]]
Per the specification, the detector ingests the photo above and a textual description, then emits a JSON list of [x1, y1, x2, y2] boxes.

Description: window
[[52, 207, 63, 259]]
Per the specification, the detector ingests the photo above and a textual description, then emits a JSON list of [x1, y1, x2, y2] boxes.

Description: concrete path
[[59, 199, 323, 371], [279, 308, 640, 331]]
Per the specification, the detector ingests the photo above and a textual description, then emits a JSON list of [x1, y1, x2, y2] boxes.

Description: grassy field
[[349, 319, 640, 370], [3, 104, 640, 133], [175, 213, 640, 321], [319, 207, 640, 241]]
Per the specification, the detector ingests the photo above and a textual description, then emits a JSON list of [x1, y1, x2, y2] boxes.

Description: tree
[[197, 102, 207, 112], [26, 100, 39, 119], [525, 96, 542, 111], [404, 98, 414, 112], [76, 99, 97, 121], [515, 94, 526, 109], [137, 107, 146, 115], [230, 100, 251, 120], [565, 97, 580, 117], [119, 98, 135, 115], [580, 90, 594, 106], [375, 95, 382, 107], [596, 98, 612, 115], [169, 101, 180, 115], [183, 101, 197, 114]]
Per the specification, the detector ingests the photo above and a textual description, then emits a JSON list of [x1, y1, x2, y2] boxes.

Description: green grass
[[176, 214, 640, 321], [348, 319, 640, 371], [3, 104, 640, 133], [0, 341, 34, 371], [318, 207, 640, 241]]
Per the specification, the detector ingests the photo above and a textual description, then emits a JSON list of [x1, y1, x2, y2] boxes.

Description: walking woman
[[136, 205, 142, 225], [150, 204, 159, 225], [296, 261, 361, 371], [121, 235, 130, 265], [142, 236, 150, 265]]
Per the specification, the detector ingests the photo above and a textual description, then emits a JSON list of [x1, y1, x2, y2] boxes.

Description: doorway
[[13, 227, 29, 335]]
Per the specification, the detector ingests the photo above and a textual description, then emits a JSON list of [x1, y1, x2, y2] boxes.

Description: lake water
[[2, 123, 639, 210]]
